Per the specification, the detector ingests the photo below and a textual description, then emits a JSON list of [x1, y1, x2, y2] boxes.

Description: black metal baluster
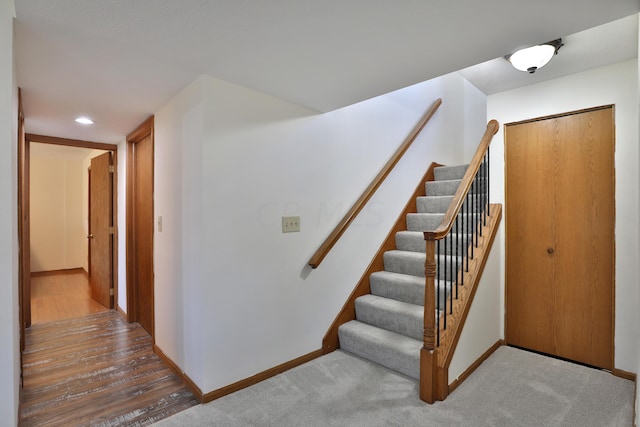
[[449, 232, 453, 304], [474, 176, 479, 248], [487, 149, 491, 217], [456, 213, 460, 296], [437, 238, 441, 344], [468, 189, 474, 261]]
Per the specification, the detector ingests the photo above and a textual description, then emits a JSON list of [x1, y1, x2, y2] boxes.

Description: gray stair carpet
[[339, 164, 470, 380]]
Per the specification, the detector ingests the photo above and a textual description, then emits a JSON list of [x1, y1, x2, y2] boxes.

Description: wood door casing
[[127, 116, 155, 337], [505, 106, 614, 370], [89, 152, 114, 308]]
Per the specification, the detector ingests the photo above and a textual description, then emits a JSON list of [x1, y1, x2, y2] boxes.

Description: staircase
[[338, 164, 470, 380]]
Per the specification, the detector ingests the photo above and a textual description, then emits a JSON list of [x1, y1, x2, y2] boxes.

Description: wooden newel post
[[420, 235, 437, 403]]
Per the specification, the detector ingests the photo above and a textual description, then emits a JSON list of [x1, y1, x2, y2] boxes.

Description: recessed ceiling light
[[75, 117, 94, 125]]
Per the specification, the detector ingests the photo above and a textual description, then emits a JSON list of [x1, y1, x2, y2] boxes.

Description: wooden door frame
[[125, 116, 155, 337], [18, 132, 119, 332], [504, 104, 616, 368]]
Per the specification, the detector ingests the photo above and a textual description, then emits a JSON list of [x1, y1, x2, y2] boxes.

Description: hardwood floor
[[20, 310, 198, 426], [30, 270, 109, 324]]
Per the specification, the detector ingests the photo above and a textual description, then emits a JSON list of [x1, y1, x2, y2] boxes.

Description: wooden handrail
[[421, 119, 499, 403], [308, 98, 443, 268], [424, 119, 499, 241]]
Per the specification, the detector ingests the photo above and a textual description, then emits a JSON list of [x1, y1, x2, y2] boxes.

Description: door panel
[[133, 133, 154, 335], [89, 152, 114, 308], [127, 116, 155, 337], [506, 107, 614, 369]]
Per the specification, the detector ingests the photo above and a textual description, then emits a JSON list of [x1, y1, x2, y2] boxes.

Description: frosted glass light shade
[[508, 44, 556, 73], [75, 116, 94, 125]]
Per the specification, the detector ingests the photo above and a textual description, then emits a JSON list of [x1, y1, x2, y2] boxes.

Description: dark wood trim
[[21, 132, 118, 322], [26, 134, 118, 151], [126, 140, 134, 322], [503, 104, 615, 126], [31, 268, 86, 277], [87, 166, 92, 278], [322, 163, 443, 353], [202, 349, 325, 403], [17, 87, 29, 352], [612, 368, 637, 382], [448, 340, 504, 393], [111, 149, 119, 310], [126, 116, 155, 337], [153, 344, 204, 403], [308, 98, 442, 268]]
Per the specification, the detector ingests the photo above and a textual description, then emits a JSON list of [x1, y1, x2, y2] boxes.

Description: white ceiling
[[460, 14, 639, 95], [14, 1, 640, 145]]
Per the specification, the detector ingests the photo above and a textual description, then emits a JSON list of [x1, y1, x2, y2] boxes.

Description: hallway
[[19, 311, 198, 426], [30, 270, 108, 324]]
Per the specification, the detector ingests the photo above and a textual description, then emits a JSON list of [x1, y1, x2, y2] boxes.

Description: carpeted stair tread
[[370, 270, 451, 308], [416, 195, 453, 213], [355, 294, 423, 340], [395, 231, 472, 254], [338, 320, 422, 380], [383, 250, 463, 281], [434, 164, 468, 181], [339, 162, 474, 383], [426, 179, 461, 197]]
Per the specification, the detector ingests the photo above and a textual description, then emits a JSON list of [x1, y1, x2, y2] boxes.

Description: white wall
[[0, 0, 19, 423], [154, 71, 488, 392], [488, 58, 640, 373], [449, 227, 503, 381], [30, 156, 85, 272]]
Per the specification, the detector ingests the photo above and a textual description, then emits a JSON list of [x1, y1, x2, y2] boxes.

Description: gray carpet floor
[[153, 346, 634, 426]]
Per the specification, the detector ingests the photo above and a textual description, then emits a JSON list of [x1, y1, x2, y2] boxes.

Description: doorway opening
[[18, 134, 119, 331]]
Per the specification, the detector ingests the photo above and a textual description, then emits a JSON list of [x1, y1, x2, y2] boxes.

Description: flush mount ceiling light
[[506, 39, 563, 74], [75, 116, 94, 125]]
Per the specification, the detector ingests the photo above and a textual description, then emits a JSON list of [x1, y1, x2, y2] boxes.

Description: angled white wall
[[0, 0, 19, 423], [153, 72, 489, 392], [488, 58, 640, 373]]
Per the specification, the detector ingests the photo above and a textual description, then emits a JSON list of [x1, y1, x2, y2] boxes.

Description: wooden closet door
[[505, 106, 614, 370]]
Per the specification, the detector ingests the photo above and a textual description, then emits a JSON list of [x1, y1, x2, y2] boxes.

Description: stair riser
[[395, 231, 471, 255], [434, 165, 468, 181], [355, 297, 423, 341], [406, 214, 479, 233], [383, 252, 463, 281], [426, 180, 487, 197], [370, 279, 450, 309], [416, 196, 453, 213], [338, 323, 420, 380]]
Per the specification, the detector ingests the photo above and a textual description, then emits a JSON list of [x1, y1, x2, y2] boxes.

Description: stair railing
[[421, 119, 499, 403], [308, 98, 443, 269]]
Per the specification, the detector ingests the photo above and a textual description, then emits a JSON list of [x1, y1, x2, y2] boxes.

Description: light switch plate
[[282, 216, 300, 233]]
